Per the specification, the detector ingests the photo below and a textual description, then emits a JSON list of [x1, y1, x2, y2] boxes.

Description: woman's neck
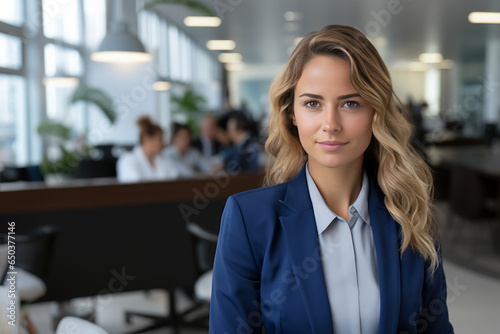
[[308, 158, 364, 221]]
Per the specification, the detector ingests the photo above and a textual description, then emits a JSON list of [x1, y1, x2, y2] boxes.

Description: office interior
[[0, 0, 499, 333]]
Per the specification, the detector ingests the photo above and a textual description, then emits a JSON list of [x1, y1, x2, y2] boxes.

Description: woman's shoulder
[[229, 181, 288, 211], [117, 148, 138, 164]]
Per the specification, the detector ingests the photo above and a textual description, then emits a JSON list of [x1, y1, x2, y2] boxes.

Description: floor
[[18, 201, 500, 333]]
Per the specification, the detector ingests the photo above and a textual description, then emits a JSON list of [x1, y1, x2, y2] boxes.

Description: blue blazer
[[210, 164, 454, 334]]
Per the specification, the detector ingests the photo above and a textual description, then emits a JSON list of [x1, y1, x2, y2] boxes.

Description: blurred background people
[[164, 123, 222, 178], [191, 115, 222, 157], [116, 116, 177, 182], [223, 112, 260, 173]]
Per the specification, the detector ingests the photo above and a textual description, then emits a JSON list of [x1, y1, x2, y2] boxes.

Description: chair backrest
[[449, 163, 487, 219], [0, 238, 7, 283], [186, 222, 218, 275], [78, 158, 117, 178], [56, 316, 108, 334], [15, 226, 58, 280]]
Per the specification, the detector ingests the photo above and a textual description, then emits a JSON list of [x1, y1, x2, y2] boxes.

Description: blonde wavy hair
[[264, 25, 439, 272]]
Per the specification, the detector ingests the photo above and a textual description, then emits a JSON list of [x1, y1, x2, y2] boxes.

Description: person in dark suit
[[191, 115, 222, 157], [209, 25, 453, 334], [222, 112, 260, 173]]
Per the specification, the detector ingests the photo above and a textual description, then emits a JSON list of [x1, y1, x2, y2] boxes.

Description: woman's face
[[173, 129, 191, 154], [144, 132, 164, 155], [293, 55, 374, 172]]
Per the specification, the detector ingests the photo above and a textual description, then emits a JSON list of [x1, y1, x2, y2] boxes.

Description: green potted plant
[[141, 0, 217, 16], [37, 85, 116, 183], [170, 86, 207, 134]]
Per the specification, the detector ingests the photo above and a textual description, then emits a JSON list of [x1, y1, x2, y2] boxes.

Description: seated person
[[191, 115, 222, 157], [223, 113, 260, 173], [164, 123, 222, 178], [116, 116, 178, 182]]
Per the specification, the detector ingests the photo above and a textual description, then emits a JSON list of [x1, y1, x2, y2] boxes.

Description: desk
[[427, 145, 500, 251], [0, 172, 264, 302], [427, 145, 500, 178]]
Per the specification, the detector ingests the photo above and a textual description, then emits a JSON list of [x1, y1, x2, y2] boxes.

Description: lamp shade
[[90, 22, 152, 63], [43, 70, 80, 87]]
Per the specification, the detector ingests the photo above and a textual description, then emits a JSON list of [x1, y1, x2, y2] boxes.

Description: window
[[42, 0, 85, 134], [168, 25, 181, 81], [0, 1, 27, 166], [84, 0, 106, 49], [0, 0, 109, 167], [43, 44, 84, 133], [0, 75, 27, 166], [0, 33, 22, 70], [42, 0, 82, 45], [0, 0, 24, 26], [44, 44, 83, 77]]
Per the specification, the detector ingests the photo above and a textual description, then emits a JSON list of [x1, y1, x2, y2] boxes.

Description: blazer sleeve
[[419, 248, 454, 334], [209, 196, 263, 334]]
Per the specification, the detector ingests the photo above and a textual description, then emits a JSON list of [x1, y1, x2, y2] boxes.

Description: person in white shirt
[[163, 123, 222, 178], [116, 116, 178, 182]]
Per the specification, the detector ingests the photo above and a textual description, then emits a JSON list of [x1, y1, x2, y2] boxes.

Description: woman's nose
[[322, 107, 342, 132]]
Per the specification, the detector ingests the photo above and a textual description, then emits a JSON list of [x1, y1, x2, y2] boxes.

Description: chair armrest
[[186, 223, 218, 243]]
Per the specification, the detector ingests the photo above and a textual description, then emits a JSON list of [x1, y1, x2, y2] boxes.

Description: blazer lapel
[[278, 166, 334, 334], [368, 179, 401, 333]]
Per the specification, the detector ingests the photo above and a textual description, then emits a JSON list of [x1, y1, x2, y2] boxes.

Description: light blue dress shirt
[[305, 163, 380, 334]]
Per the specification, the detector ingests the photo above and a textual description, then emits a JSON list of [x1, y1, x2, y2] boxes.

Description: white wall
[[86, 61, 158, 146]]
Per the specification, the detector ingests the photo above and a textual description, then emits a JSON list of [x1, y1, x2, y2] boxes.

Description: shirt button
[[349, 207, 356, 213]]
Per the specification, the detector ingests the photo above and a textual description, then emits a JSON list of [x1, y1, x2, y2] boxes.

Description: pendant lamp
[[90, 0, 152, 63]]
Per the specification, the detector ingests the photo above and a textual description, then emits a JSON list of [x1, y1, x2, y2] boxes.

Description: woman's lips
[[317, 141, 348, 152]]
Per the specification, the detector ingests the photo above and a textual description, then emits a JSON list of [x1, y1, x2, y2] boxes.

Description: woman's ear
[[292, 113, 297, 126]]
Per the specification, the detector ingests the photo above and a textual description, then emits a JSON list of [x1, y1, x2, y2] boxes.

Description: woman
[[116, 116, 177, 182], [209, 25, 453, 334], [163, 123, 222, 178]]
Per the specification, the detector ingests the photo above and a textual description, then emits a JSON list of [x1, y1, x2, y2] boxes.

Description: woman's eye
[[343, 101, 359, 108], [305, 101, 320, 108]]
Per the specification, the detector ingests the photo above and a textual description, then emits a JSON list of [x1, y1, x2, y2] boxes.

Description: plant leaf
[[142, 0, 217, 17], [70, 85, 116, 124], [37, 121, 72, 140]]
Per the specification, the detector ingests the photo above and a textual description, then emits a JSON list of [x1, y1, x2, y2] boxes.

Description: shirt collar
[[305, 162, 370, 235]]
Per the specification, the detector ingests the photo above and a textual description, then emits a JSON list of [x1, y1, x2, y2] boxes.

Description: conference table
[[427, 144, 500, 252], [0, 171, 265, 303], [427, 145, 500, 178]]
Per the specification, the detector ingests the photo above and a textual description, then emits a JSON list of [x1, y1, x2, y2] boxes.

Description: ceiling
[[153, 0, 500, 67]]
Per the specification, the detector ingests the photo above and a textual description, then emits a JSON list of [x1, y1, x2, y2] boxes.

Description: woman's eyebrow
[[298, 93, 361, 100], [337, 93, 361, 100], [298, 93, 323, 99]]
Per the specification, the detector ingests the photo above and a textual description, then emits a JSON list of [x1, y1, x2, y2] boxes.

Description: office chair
[[124, 222, 218, 333], [1, 226, 58, 334], [180, 222, 218, 326], [56, 316, 108, 334], [0, 165, 43, 183], [446, 164, 496, 256]]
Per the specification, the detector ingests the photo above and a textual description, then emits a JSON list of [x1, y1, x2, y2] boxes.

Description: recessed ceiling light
[[418, 53, 443, 63], [284, 11, 302, 21], [206, 40, 236, 50], [468, 12, 500, 24], [225, 63, 245, 71], [184, 16, 221, 27], [218, 53, 242, 63]]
